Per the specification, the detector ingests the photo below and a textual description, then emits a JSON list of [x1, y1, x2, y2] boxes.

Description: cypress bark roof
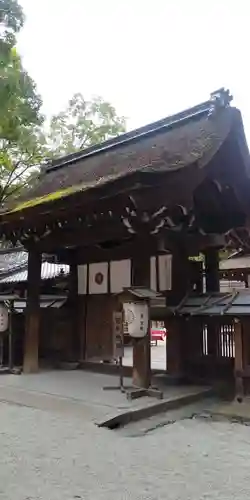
[[31, 107, 233, 198], [2, 89, 250, 220]]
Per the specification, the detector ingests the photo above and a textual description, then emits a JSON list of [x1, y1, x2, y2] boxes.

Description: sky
[[18, 0, 250, 140]]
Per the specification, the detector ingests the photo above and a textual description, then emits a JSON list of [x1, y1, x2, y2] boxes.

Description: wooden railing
[[202, 323, 235, 358]]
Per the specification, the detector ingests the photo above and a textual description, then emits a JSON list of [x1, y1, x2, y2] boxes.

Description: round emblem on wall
[[95, 272, 104, 285]]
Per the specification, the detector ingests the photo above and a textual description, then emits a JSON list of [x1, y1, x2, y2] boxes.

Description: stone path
[[0, 370, 206, 424], [0, 399, 250, 500], [123, 341, 166, 371]]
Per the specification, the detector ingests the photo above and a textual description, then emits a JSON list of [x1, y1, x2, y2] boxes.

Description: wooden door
[[85, 295, 115, 360]]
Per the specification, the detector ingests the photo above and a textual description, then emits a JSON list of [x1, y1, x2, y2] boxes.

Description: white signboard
[[77, 265, 87, 295], [123, 302, 149, 338], [110, 259, 131, 293], [158, 254, 172, 291], [150, 256, 157, 291]]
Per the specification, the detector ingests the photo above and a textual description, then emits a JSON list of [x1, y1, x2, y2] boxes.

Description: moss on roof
[[6, 173, 121, 214], [7, 184, 82, 214]]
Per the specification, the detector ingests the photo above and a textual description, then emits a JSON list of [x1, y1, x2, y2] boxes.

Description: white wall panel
[[158, 254, 172, 291], [150, 256, 157, 291], [110, 259, 131, 293], [77, 265, 87, 295]]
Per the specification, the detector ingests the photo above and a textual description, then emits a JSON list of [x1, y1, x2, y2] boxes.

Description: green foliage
[[0, 2, 126, 205], [0, 126, 46, 204], [0, 0, 24, 61], [45, 93, 126, 158], [0, 0, 42, 141], [1, 48, 43, 141], [0, 0, 24, 33], [0, 0, 43, 204]]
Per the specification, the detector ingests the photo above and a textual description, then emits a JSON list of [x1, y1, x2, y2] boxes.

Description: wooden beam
[[23, 250, 41, 373], [48, 231, 227, 267], [36, 224, 129, 254]]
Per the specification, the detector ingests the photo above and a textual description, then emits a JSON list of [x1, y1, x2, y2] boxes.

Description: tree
[[0, 0, 24, 59], [45, 93, 126, 158], [0, 0, 44, 205], [0, 126, 46, 204], [0, 2, 125, 204], [1, 47, 43, 140]]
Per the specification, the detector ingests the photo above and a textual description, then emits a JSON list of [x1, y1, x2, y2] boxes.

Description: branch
[[0, 161, 35, 203], [1, 181, 27, 202], [79, 135, 89, 149], [0, 160, 22, 201], [7, 163, 32, 185]]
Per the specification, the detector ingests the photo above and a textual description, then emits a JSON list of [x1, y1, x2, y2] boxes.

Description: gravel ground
[[0, 402, 250, 500], [123, 342, 166, 370]]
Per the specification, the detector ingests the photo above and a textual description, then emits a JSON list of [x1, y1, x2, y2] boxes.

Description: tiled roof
[[0, 248, 69, 283], [172, 290, 250, 316], [220, 255, 250, 270], [0, 247, 27, 274], [0, 262, 69, 283]]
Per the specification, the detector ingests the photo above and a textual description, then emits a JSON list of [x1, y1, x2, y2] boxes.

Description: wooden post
[[204, 248, 220, 293], [170, 249, 190, 304], [23, 249, 41, 373], [166, 249, 190, 376], [166, 318, 183, 376], [68, 262, 79, 360], [204, 248, 220, 358], [131, 252, 151, 388], [79, 296, 87, 361], [190, 260, 203, 293], [234, 319, 244, 399]]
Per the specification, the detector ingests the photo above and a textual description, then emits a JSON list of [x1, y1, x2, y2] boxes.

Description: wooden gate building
[[1, 89, 250, 390]]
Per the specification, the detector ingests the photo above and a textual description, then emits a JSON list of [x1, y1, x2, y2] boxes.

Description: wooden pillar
[[166, 318, 183, 376], [170, 249, 190, 304], [204, 248, 220, 293], [23, 250, 41, 373], [204, 248, 220, 358], [131, 252, 151, 388], [166, 249, 190, 376], [190, 260, 203, 293], [68, 263, 80, 360], [234, 319, 244, 399], [79, 296, 87, 361]]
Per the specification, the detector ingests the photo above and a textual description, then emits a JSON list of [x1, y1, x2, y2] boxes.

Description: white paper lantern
[[123, 302, 149, 338]]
